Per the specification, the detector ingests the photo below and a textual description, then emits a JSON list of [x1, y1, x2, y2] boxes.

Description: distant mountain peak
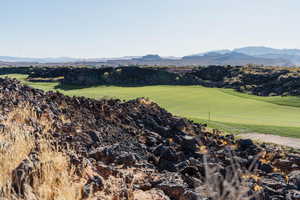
[[1, 46, 300, 66], [234, 46, 300, 56], [134, 54, 162, 61], [190, 49, 231, 57]]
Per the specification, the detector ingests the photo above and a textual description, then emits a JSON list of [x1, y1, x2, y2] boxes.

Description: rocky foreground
[[0, 78, 299, 200]]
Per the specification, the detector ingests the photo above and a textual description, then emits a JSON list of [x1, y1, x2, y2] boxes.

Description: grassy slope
[[221, 89, 300, 108], [192, 118, 300, 138], [3, 74, 300, 137]]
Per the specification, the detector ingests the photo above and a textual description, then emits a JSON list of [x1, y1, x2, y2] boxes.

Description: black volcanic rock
[[58, 65, 300, 96], [0, 77, 299, 199]]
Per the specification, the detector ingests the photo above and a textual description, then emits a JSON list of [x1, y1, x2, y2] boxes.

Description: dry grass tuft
[[200, 154, 262, 200], [31, 141, 82, 200], [0, 125, 34, 197], [0, 135, 82, 200], [0, 105, 82, 200]]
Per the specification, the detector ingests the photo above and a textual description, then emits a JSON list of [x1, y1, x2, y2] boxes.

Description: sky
[[1, 0, 300, 58]]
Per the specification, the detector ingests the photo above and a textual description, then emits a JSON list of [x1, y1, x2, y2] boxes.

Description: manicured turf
[[192, 118, 300, 138], [2, 74, 300, 137], [221, 89, 300, 108]]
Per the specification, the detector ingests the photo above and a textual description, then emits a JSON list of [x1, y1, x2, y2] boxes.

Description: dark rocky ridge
[[60, 65, 300, 96], [1, 65, 300, 96], [0, 78, 299, 199]]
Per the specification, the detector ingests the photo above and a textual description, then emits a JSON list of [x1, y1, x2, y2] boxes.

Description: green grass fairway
[[2, 74, 300, 137]]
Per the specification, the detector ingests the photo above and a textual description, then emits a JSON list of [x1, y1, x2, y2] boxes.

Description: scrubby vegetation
[[0, 105, 82, 199]]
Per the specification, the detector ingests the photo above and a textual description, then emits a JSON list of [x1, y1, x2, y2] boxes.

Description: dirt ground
[[238, 133, 300, 149]]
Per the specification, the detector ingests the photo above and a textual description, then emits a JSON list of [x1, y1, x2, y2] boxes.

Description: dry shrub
[[0, 125, 34, 197], [0, 105, 82, 200], [31, 141, 82, 200], [0, 137, 82, 200], [200, 153, 261, 200], [6, 103, 56, 136]]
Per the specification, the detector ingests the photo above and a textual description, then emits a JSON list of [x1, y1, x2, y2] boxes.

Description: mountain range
[[1, 46, 300, 66]]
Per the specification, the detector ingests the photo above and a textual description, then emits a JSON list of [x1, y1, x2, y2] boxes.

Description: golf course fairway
[[2, 74, 300, 137]]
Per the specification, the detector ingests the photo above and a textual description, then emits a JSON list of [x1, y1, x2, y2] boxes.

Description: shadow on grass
[[54, 82, 194, 91], [54, 83, 89, 90]]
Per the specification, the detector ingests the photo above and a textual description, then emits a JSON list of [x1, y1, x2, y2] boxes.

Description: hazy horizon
[[2, 46, 300, 59], [2, 0, 300, 58]]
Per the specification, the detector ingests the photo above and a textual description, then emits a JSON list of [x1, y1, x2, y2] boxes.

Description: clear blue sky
[[1, 0, 299, 58]]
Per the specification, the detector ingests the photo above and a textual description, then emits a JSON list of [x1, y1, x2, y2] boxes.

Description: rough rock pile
[[190, 65, 300, 96], [61, 66, 181, 86], [0, 78, 299, 200], [0, 66, 74, 77]]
